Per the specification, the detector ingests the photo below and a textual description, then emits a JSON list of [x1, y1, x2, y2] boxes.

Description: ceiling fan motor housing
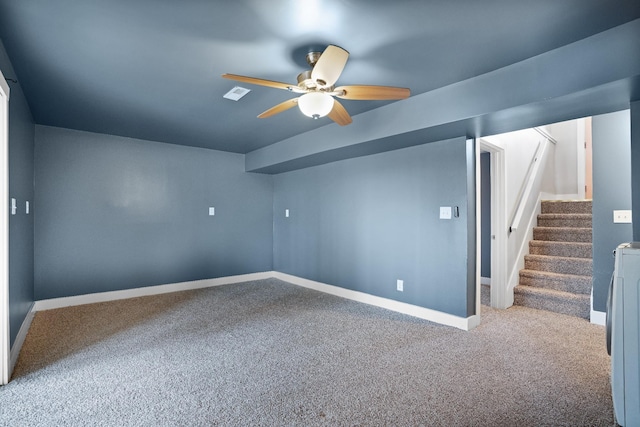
[[296, 70, 315, 89], [297, 70, 330, 91]]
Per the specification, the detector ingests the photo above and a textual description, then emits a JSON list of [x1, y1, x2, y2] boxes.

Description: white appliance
[[609, 242, 640, 426]]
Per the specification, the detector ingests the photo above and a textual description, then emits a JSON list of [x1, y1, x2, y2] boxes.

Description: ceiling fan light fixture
[[223, 44, 410, 126], [298, 92, 334, 119]]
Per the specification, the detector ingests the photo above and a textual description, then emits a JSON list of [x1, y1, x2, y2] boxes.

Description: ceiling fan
[[222, 45, 410, 126]]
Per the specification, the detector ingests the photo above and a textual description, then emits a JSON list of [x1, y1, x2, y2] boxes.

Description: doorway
[[478, 118, 594, 319], [477, 139, 508, 311]]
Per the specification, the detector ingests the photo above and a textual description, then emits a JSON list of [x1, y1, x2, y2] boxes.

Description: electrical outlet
[[440, 206, 452, 219], [396, 279, 404, 292], [613, 210, 631, 223], [208, 207, 215, 216]]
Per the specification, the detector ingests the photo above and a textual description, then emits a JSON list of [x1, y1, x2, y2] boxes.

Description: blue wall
[[273, 137, 474, 318], [34, 126, 273, 300], [34, 127, 476, 320], [0, 41, 35, 347], [592, 110, 633, 312]]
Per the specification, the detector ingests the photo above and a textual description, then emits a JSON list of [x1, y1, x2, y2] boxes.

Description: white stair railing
[[509, 128, 557, 233]]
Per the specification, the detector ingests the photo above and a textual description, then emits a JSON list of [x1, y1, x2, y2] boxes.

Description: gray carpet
[[0, 278, 615, 426]]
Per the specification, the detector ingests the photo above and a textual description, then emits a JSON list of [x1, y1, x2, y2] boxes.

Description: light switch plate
[[208, 207, 215, 216], [613, 210, 631, 223], [440, 206, 452, 219], [285, 209, 289, 218]]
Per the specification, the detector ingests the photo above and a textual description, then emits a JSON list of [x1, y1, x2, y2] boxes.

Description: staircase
[[514, 200, 592, 319]]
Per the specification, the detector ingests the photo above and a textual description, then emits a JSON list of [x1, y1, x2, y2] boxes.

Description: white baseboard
[[34, 272, 273, 311], [32, 271, 477, 333], [273, 272, 479, 331], [10, 302, 36, 375], [590, 310, 606, 326], [589, 288, 606, 326]]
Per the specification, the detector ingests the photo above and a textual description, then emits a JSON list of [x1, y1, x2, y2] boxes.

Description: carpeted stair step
[[541, 200, 592, 215], [529, 240, 592, 258], [536, 213, 591, 228], [519, 269, 591, 294], [524, 254, 592, 276], [513, 285, 590, 319], [533, 227, 592, 243], [516, 199, 593, 318]]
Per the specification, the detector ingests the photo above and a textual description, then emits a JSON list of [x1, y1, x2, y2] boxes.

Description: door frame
[[477, 138, 508, 310], [576, 117, 593, 200], [0, 69, 10, 385]]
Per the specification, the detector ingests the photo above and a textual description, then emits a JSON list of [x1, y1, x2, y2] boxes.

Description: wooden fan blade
[[335, 85, 410, 100], [222, 73, 295, 91], [327, 99, 352, 126], [311, 45, 349, 88], [257, 98, 299, 118]]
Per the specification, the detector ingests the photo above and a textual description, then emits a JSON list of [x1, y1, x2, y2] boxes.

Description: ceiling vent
[[223, 86, 251, 101]]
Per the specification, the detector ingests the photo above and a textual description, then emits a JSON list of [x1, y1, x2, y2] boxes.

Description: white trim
[[591, 310, 606, 326], [474, 139, 482, 319], [590, 289, 606, 326], [479, 138, 509, 309], [9, 302, 35, 374], [534, 126, 558, 145], [509, 140, 546, 233], [0, 67, 10, 385], [0, 72, 9, 101], [576, 118, 586, 199], [34, 272, 272, 311], [34, 271, 479, 331], [507, 192, 542, 293], [273, 272, 479, 331], [481, 277, 491, 285]]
